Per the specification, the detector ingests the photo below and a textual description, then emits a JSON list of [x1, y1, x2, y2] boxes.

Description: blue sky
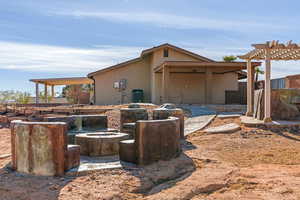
[[1, 0, 300, 94]]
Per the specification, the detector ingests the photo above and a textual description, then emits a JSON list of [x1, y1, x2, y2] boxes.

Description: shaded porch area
[[153, 61, 260, 104], [30, 77, 93, 104]]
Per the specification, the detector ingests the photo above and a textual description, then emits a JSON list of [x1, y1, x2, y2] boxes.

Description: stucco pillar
[[246, 60, 254, 116], [205, 67, 212, 104], [44, 84, 48, 103], [162, 65, 170, 103], [264, 50, 272, 122], [151, 72, 156, 103], [35, 83, 39, 104]]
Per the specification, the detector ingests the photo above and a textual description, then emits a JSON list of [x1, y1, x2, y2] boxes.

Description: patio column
[[162, 65, 170, 103], [44, 84, 48, 103], [246, 59, 254, 116], [35, 83, 39, 104], [264, 50, 272, 122], [205, 67, 212, 104], [51, 85, 55, 98]]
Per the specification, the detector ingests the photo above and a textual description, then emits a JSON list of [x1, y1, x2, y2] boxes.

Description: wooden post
[[44, 84, 48, 103], [51, 85, 55, 98], [162, 65, 170, 103], [35, 83, 39, 104], [205, 67, 212, 104], [264, 50, 272, 122], [246, 60, 254, 116]]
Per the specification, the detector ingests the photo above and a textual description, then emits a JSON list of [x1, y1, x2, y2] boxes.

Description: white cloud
[[53, 11, 287, 31], [0, 41, 299, 80], [0, 41, 143, 73]]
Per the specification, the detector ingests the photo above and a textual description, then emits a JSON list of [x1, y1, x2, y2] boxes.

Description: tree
[[254, 67, 264, 83], [15, 92, 31, 104], [39, 91, 53, 103], [223, 55, 237, 62], [0, 90, 31, 104]]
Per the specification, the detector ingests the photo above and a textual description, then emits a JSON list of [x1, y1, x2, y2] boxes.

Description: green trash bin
[[132, 89, 144, 103]]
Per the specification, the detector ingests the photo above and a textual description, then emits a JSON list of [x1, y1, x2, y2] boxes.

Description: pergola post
[[51, 85, 55, 98], [205, 67, 212, 104], [44, 84, 48, 103], [161, 65, 170, 103], [246, 59, 254, 116], [35, 83, 39, 104], [264, 50, 272, 122]]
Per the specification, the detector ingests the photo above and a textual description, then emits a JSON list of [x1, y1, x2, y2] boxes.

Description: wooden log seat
[[10, 120, 80, 176], [119, 117, 181, 165]]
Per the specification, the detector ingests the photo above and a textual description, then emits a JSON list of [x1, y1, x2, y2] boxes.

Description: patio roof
[[238, 40, 300, 60], [30, 77, 93, 86], [153, 60, 261, 73]]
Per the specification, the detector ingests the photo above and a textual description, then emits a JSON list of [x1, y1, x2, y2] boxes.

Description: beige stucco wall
[[93, 56, 150, 105], [211, 72, 238, 104], [92, 46, 239, 105], [150, 48, 201, 104], [154, 72, 238, 105]]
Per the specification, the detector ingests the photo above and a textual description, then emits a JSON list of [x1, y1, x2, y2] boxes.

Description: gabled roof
[[88, 43, 214, 77], [141, 43, 214, 62]]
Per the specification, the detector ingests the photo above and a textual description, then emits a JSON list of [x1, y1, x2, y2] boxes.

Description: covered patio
[[30, 77, 93, 104], [153, 61, 260, 104], [239, 40, 300, 122]]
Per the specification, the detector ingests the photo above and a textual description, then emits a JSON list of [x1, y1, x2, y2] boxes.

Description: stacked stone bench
[[152, 104, 185, 139], [119, 117, 181, 165], [120, 104, 148, 139], [10, 121, 80, 176]]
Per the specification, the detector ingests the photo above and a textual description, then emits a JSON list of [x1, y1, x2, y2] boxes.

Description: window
[[163, 48, 169, 57]]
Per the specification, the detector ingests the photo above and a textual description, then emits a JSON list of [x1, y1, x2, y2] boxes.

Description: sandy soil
[[2, 115, 300, 199]]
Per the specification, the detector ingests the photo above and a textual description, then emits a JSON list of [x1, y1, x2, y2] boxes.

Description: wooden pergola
[[238, 40, 300, 122], [30, 77, 93, 104]]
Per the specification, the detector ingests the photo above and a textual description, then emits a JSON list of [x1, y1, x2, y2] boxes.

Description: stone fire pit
[[75, 132, 129, 156]]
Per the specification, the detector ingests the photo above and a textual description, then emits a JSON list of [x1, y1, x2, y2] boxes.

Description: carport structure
[[30, 77, 93, 103], [238, 40, 300, 122]]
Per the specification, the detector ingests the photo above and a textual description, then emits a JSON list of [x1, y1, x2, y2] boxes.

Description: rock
[[0, 154, 11, 159], [204, 123, 241, 134], [160, 103, 177, 109], [217, 114, 241, 119]]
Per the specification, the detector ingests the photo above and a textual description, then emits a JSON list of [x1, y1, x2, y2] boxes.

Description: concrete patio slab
[[241, 116, 300, 127], [204, 123, 241, 134], [66, 156, 123, 176], [184, 115, 216, 136]]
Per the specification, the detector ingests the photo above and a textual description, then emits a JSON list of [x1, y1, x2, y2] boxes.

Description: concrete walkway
[[181, 105, 216, 136], [184, 115, 215, 136]]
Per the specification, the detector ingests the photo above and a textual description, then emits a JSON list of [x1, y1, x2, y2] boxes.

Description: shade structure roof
[[238, 40, 300, 60], [30, 77, 93, 86], [154, 60, 261, 72]]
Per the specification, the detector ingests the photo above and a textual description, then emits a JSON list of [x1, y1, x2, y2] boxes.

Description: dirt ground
[[2, 114, 300, 199]]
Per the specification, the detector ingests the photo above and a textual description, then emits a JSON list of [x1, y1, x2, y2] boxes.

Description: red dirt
[[2, 114, 300, 199]]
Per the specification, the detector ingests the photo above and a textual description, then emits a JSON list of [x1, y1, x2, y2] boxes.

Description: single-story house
[[88, 43, 260, 105]]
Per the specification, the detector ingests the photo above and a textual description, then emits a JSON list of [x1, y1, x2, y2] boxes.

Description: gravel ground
[[2, 114, 300, 199]]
